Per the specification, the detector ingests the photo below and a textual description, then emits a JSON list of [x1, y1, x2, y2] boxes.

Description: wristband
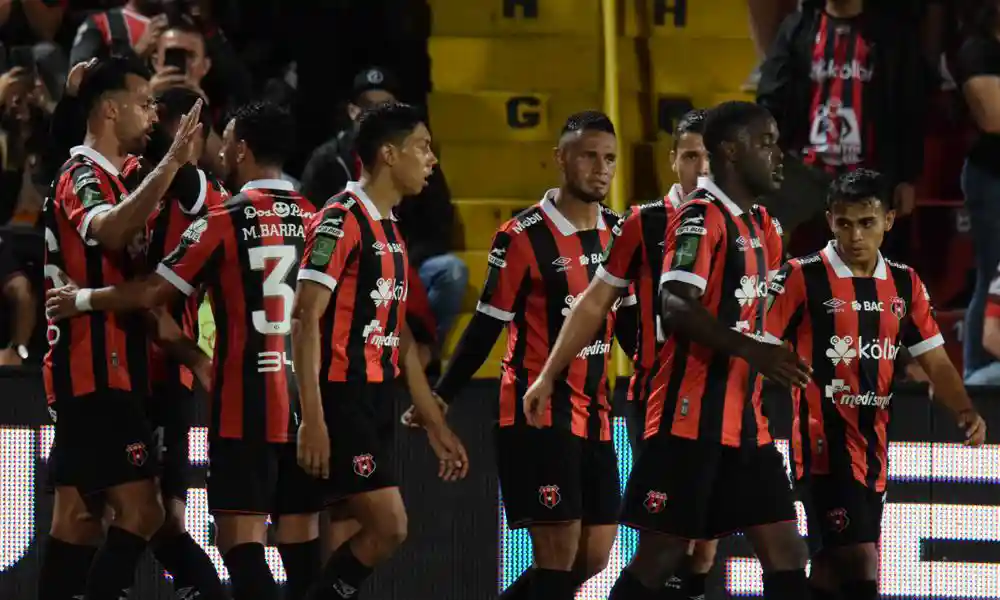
[[75, 289, 94, 312]]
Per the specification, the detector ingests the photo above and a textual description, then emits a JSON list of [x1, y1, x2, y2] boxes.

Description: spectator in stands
[[955, 0, 1000, 385], [0, 228, 34, 366], [757, 0, 926, 242], [0, 0, 67, 99], [745, 0, 799, 90], [0, 60, 51, 225], [299, 67, 468, 352], [979, 264, 1000, 383]]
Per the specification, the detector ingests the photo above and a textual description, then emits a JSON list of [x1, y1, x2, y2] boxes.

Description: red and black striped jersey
[[145, 169, 229, 390], [477, 190, 620, 441], [646, 178, 783, 447], [43, 145, 148, 404], [802, 11, 874, 172], [987, 264, 1000, 319], [596, 184, 687, 407], [765, 241, 943, 492], [297, 182, 408, 384], [157, 179, 316, 443]]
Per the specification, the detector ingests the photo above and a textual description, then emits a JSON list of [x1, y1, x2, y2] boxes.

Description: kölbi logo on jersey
[[826, 335, 899, 366], [735, 275, 767, 307], [370, 278, 407, 308]]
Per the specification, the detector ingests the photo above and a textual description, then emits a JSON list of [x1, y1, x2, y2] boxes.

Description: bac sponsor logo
[[372, 241, 404, 256], [735, 235, 763, 252], [826, 335, 899, 366], [578, 253, 602, 266]]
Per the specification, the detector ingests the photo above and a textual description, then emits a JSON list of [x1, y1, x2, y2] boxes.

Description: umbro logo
[[552, 256, 572, 272]]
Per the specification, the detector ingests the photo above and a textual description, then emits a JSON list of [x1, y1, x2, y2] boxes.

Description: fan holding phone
[[150, 16, 211, 101]]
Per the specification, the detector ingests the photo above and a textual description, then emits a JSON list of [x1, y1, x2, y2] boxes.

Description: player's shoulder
[[599, 203, 620, 223], [499, 204, 545, 238], [751, 204, 784, 236], [787, 251, 823, 272], [883, 256, 921, 286]]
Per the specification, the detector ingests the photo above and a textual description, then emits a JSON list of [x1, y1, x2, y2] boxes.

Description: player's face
[[735, 117, 783, 197], [158, 115, 204, 164], [671, 132, 708, 193], [559, 130, 617, 203], [112, 74, 157, 154], [389, 122, 437, 196], [827, 199, 895, 266]]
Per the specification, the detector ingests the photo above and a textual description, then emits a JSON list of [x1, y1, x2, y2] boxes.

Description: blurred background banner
[[0, 370, 998, 600]]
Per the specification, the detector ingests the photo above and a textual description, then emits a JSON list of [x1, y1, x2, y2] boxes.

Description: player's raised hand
[[426, 422, 469, 482], [958, 409, 987, 447], [747, 341, 811, 389], [297, 420, 330, 479], [65, 58, 98, 98], [522, 374, 555, 428], [163, 98, 204, 166], [45, 284, 82, 322]]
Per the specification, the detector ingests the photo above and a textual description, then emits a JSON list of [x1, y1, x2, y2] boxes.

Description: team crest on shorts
[[124, 442, 148, 467], [644, 490, 668, 514], [353, 454, 376, 478], [826, 507, 850, 533], [538, 485, 561, 509]]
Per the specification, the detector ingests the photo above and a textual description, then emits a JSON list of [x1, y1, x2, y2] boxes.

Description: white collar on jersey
[[665, 183, 685, 209], [822, 240, 888, 280], [696, 176, 744, 216], [345, 180, 397, 221], [70, 145, 120, 176], [241, 178, 295, 193], [539, 188, 607, 236]]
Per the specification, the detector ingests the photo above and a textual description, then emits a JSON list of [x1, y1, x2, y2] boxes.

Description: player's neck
[[362, 174, 403, 217], [235, 166, 283, 190], [554, 187, 599, 230], [711, 173, 757, 213], [83, 131, 128, 173], [834, 242, 878, 277], [825, 0, 863, 18]]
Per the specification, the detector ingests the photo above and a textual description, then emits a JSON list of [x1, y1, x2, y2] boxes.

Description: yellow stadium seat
[[623, 0, 752, 39], [430, 37, 641, 93], [428, 91, 645, 143], [649, 37, 757, 96], [431, 0, 601, 37], [442, 313, 507, 379], [441, 141, 560, 198], [456, 250, 489, 311], [454, 199, 537, 250]]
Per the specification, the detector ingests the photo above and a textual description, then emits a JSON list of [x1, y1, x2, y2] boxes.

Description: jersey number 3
[[248, 245, 296, 335]]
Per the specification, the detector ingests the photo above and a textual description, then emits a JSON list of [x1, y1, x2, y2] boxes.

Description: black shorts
[[48, 391, 158, 497], [207, 438, 323, 516], [798, 474, 886, 553], [149, 381, 195, 502], [623, 399, 646, 462], [620, 434, 797, 539], [319, 381, 399, 502], [496, 426, 621, 530]]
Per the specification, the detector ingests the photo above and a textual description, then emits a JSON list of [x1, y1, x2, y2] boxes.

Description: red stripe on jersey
[[802, 14, 831, 169]]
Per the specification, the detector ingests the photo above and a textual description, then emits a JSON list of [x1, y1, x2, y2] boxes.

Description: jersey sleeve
[[901, 270, 944, 357], [59, 164, 115, 247], [156, 214, 222, 296], [297, 206, 362, 292], [764, 261, 806, 344], [596, 207, 642, 288], [764, 212, 785, 281], [171, 165, 211, 216], [660, 201, 725, 295], [476, 229, 530, 322]]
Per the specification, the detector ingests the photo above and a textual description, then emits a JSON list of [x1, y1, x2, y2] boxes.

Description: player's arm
[[84, 102, 203, 250], [763, 261, 807, 345], [905, 272, 987, 446], [615, 290, 639, 358], [435, 229, 529, 405], [291, 278, 331, 434], [660, 203, 809, 388], [144, 305, 211, 387]]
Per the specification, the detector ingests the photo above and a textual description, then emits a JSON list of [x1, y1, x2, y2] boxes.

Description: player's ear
[[553, 144, 566, 171], [380, 142, 396, 167], [236, 139, 247, 164], [884, 208, 896, 232], [669, 149, 678, 175], [825, 210, 835, 233]]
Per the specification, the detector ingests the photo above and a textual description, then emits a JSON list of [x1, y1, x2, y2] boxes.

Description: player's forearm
[[291, 316, 325, 424], [540, 290, 615, 380], [4, 277, 35, 346], [400, 326, 447, 429], [89, 159, 183, 250], [145, 307, 207, 370], [919, 348, 976, 415], [88, 278, 170, 313], [434, 311, 506, 404], [661, 288, 756, 360]]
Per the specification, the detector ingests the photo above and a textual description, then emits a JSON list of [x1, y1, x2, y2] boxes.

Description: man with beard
[[41, 55, 204, 600]]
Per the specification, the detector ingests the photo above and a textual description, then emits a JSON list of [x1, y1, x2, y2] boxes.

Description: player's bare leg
[[275, 512, 322, 600], [521, 521, 582, 600], [305, 488, 407, 600], [820, 543, 879, 600], [806, 552, 841, 600], [215, 514, 280, 600], [321, 502, 362, 560], [39, 487, 103, 600], [744, 522, 811, 600], [610, 531, 692, 598], [85, 479, 165, 600], [150, 497, 227, 600], [666, 539, 719, 599], [574, 524, 616, 582]]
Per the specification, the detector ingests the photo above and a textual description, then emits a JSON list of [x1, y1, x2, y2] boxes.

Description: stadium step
[[649, 37, 758, 96], [454, 199, 537, 251], [456, 250, 490, 312], [429, 36, 641, 92], [427, 91, 645, 142], [430, 0, 601, 36], [442, 312, 507, 378], [623, 0, 752, 39]]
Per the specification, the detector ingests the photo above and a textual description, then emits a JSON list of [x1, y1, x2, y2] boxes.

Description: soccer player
[[46, 101, 326, 600], [292, 102, 468, 600], [608, 101, 812, 600], [765, 168, 987, 600], [429, 111, 635, 600], [41, 55, 204, 600], [521, 109, 719, 600]]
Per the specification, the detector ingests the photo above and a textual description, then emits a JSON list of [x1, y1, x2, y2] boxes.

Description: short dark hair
[[156, 87, 211, 139], [827, 168, 889, 210], [702, 101, 773, 156], [560, 110, 616, 138], [165, 13, 202, 34], [77, 55, 151, 114], [229, 100, 295, 168], [673, 109, 706, 149], [355, 102, 426, 170]]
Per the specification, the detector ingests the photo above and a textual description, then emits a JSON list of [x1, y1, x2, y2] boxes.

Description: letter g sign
[[506, 96, 541, 129]]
